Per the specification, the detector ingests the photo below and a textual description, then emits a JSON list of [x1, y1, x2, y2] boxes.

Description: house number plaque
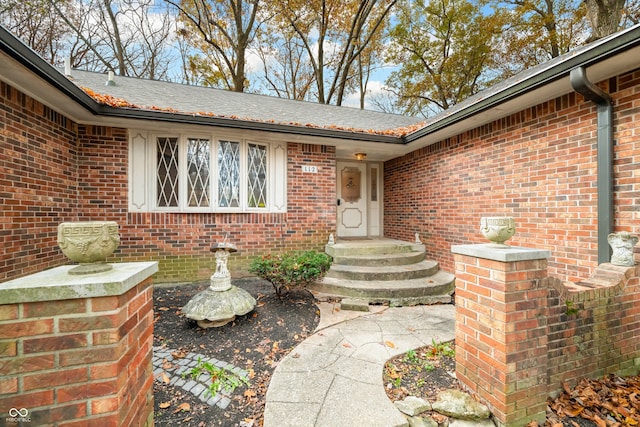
[[341, 168, 361, 203], [302, 165, 318, 173]]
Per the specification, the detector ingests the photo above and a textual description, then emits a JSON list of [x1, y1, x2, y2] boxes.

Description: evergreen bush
[[249, 251, 332, 296]]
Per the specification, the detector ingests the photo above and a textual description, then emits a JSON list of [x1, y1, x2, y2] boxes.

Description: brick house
[[1, 24, 639, 283]]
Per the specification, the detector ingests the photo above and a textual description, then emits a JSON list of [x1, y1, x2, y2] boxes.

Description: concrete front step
[[310, 270, 455, 307], [326, 260, 439, 281], [332, 250, 426, 267], [325, 239, 424, 258]]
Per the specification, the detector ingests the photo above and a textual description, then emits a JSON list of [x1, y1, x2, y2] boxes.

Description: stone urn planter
[[608, 232, 638, 266], [480, 217, 516, 248], [58, 221, 120, 274]]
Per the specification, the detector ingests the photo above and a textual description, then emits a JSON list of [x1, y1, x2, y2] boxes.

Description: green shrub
[[249, 251, 332, 296]]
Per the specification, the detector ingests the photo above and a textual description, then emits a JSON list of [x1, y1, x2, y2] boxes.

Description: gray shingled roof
[[66, 69, 423, 134]]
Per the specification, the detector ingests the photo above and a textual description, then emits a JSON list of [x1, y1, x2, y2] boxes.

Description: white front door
[[337, 162, 368, 237]]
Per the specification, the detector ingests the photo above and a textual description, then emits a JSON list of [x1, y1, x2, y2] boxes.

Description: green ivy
[[249, 251, 332, 296]]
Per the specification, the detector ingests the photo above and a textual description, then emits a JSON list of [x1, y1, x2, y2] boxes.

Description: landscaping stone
[[405, 415, 438, 427], [395, 396, 431, 416], [340, 298, 370, 312], [432, 389, 491, 421], [449, 418, 496, 427]]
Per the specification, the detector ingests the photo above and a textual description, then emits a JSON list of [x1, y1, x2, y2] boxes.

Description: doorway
[[336, 161, 381, 237]]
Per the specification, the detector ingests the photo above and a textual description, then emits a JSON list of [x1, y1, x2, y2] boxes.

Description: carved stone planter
[[58, 221, 120, 274], [608, 232, 638, 266], [480, 217, 516, 248]]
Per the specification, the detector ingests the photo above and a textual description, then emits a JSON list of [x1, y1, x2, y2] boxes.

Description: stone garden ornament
[[607, 232, 638, 266], [480, 217, 516, 248], [182, 238, 256, 328], [58, 221, 120, 274]]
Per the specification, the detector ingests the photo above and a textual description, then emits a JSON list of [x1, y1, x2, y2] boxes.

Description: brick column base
[[0, 262, 158, 426], [452, 245, 550, 426]]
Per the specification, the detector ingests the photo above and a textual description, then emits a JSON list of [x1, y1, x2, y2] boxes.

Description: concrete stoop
[[310, 239, 455, 307]]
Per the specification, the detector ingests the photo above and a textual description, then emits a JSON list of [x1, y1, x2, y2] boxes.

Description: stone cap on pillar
[[0, 262, 158, 304], [451, 244, 551, 262]]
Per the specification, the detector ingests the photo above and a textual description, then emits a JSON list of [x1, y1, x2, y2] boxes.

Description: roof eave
[[96, 106, 405, 143], [0, 26, 100, 113]]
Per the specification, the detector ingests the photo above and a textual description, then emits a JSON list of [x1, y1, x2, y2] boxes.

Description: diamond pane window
[[187, 138, 211, 207], [218, 140, 240, 208], [156, 137, 179, 207], [248, 143, 267, 208]]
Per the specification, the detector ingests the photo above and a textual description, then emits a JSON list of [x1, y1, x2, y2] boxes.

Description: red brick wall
[[1, 76, 337, 284], [385, 69, 640, 283], [74, 128, 337, 282], [454, 252, 549, 426], [0, 81, 78, 281], [454, 249, 640, 426], [546, 264, 640, 390], [0, 277, 154, 426]]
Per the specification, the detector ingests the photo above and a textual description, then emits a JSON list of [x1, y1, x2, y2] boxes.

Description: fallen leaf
[[593, 415, 606, 427], [171, 350, 186, 359], [342, 342, 352, 348], [162, 361, 173, 370], [173, 402, 191, 413], [244, 389, 257, 398], [563, 405, 583, 417], [158, 307, 170, 311], [385, 341, 395, 348], [159, 401, 170, 409], [162, 373, 170, 384]]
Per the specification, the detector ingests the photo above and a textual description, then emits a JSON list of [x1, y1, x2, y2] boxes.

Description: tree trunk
[[585, 0, 625, 40]]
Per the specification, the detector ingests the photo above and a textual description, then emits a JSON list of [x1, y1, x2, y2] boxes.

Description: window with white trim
[[128, 131, 287, 213]]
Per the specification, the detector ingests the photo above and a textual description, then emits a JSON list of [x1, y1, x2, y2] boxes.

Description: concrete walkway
[[263, 302, 456, 427]]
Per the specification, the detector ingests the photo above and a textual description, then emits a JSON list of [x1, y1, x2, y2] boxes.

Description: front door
[[337, 162, 368, 237]]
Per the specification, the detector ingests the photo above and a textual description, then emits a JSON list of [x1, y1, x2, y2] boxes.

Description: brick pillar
[[451, 244, 550, 426], [0, 262, 157, 426]]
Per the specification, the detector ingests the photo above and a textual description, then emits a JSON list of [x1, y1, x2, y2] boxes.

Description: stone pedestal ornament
[[182, 240, 256, 328], [58, 221, 120, 274], [607, 232, 638, 266], [480, 217, 516, 248]]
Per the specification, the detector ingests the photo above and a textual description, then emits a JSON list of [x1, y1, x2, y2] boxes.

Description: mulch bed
[[152, 278, 319, 427]]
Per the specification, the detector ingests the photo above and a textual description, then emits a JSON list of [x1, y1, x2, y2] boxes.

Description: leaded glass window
[[156, 137, 179, 207], [186, 138, 211, 207], [248, 143, 267, 208], [140, 134, 281, 212], [218, 140, 240, 208]]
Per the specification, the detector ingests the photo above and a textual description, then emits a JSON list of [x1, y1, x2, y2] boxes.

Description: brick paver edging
[[153, 346, 249, 409]]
